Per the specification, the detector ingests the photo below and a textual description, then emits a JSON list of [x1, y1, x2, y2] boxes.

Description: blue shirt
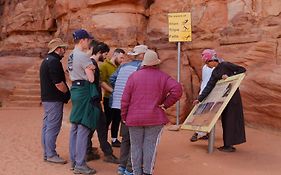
[[110, 60, 141, 109]]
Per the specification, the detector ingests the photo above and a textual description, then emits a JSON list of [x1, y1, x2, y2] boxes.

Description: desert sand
[[0, 107, 280, 175]]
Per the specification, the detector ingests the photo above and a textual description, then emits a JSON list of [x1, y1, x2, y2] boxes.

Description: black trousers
[[103, 97, 111, 137], [106, 102, 121, 139], [87, 104, 113, 156], [119, 122, 132, 171]]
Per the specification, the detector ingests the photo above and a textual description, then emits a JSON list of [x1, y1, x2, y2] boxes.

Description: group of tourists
[[39, 28, 246, 175]]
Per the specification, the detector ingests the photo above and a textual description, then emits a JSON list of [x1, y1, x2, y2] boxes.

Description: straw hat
[[141, 49, 161, 66], [48, 38, 68, 54]]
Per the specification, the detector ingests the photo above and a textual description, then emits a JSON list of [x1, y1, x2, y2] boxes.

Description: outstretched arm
[[225, 62, 246, 75], [198, 74, 219, 102]]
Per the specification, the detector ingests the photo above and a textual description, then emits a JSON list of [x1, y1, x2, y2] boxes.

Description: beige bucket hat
[[141, 49, 161, 66], [48, 38, 68, 54]]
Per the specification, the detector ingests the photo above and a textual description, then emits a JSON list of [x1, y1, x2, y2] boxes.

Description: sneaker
[[112, 139, 121, 147], [73, 165, 96, 174], [117, 166, 126, 175], [124, 169, 134, 175], [199, 134, 209, 140], [190, 133, 198, 142], [46, 155, 67, 164], [86, 151, 100, 162], [104, 154, 120, 164]]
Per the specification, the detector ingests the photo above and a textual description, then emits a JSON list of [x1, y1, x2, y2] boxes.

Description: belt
[[72, 80, 86, 86]]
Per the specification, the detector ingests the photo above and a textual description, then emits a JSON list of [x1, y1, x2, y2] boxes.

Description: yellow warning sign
[[168, 12, 192, 42]]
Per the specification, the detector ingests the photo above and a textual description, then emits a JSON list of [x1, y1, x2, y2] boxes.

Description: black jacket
[[40, 52, 70, 103], [198, 62, 246, 102]]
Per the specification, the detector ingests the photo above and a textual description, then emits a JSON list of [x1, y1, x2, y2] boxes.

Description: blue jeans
[[41, 102, 64, 158]]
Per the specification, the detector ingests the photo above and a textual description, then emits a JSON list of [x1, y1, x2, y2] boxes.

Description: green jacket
[[69, 81, 100, 130]]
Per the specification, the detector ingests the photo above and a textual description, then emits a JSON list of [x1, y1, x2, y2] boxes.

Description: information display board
[[181, 73, 245, 132]]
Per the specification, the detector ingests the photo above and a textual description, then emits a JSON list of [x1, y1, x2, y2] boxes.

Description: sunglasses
[[207, 59, 219, 63]]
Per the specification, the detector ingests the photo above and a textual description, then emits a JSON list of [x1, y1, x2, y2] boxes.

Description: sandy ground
[[0, 107, 281, 175]]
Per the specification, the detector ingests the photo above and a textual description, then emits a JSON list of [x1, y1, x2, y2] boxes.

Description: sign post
[[176, 42, 181, 125], [168, 12, 191, 128], [208, 124, 216, 153]]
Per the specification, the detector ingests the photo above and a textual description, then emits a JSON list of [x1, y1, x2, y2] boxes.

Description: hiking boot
[[112, 139, 121, 147], [91, 147, 98, 152], [86, 151, 100, 162], [46, 155, 67, 164], [73, 165, 96, 174], [190, 133, 198, 142], [104, 154, 120, 164]]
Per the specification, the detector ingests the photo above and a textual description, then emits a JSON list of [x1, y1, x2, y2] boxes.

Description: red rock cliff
[[0, 0, 280, 130]]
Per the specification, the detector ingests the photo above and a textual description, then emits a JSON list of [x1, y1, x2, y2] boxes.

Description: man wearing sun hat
[[121, 49, 182, 175], [110, 44, 147, 175], [40, 38, 70, 164]]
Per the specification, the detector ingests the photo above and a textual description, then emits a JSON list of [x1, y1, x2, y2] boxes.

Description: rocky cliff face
[[0, 0, 280, 130]]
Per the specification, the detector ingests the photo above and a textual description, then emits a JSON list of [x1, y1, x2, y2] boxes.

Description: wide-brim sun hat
[[141, 49, 161, 66], [48, 38, 68, 54]]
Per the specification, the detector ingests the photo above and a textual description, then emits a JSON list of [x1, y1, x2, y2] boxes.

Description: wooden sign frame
[[181, 73, 245, 133]]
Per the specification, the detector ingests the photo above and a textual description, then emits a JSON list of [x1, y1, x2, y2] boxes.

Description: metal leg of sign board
[[208, 125, 216, 154], [168, 42, 181, 132], [176, 42, 181, 126]]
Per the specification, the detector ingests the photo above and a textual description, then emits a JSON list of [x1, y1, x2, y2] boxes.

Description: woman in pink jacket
[[121, 49, 182, 175]]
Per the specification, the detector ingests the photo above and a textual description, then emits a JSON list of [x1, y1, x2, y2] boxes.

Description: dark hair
[[74, 38, 90, 44], [73, 39, 81, 44], [90, 40, 100, 49], [92, 42, 110, 55], [113, 48, 125, 54]]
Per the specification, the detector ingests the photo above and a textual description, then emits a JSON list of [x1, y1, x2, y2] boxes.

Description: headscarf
[[201, 49, 217, 62]]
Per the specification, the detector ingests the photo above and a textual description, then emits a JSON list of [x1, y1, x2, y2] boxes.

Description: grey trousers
[[69, 124, 90, 166], [129, 125, 164, 175], [41, 102, 63, 159]]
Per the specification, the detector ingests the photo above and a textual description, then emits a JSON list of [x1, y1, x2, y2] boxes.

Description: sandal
[[218, 146, 236, 152]]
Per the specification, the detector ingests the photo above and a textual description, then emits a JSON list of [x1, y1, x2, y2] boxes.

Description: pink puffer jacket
[[121, 66, 182, 126]]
